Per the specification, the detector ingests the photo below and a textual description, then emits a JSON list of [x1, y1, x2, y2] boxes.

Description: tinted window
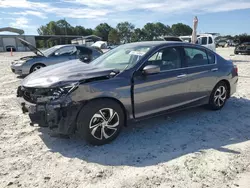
[[146, 47, 182, 71], [184, 47, 209, 67], [201, 37, 208, 45], [77, 47, 92, 55], [209, 37, 213, 44]]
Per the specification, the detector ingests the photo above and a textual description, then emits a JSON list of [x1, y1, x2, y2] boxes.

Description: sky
[[0, 0, 250, 36]]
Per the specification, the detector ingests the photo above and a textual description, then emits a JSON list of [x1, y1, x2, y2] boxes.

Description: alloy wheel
[[214, 86, 227, 107], [89, 108, 119, 140]]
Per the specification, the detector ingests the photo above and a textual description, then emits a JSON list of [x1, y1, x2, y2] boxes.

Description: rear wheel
[[77, 99, 124, 145], [208, 82, 228, 110], [30, 64, 45, 73]]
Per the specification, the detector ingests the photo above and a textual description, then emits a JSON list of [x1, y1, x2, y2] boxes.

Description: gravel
[[0, 48, 250, 188]]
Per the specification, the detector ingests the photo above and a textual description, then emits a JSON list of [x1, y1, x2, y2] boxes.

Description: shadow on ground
[[38, 97, 250, 167]]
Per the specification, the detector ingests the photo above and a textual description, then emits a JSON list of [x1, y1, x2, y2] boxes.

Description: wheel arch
[[216, 79, 231, 99]]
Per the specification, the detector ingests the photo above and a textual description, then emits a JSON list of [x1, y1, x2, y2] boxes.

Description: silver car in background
[[11, 38, 103, 76]]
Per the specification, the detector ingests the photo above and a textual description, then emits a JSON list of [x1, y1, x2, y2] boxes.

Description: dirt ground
[[0, 48, 250, 188]]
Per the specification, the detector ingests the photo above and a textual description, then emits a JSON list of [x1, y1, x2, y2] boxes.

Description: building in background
[[0, 33, 102, 52]]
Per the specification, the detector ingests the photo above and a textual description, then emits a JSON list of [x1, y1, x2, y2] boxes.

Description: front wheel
[[77, 99, 124, 145], [208, 82, 228, 110], [30, 64, 45, 73]]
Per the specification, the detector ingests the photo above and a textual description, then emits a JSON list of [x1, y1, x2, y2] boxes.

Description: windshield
[[90, 44, 152, 71], [41, 46, 60, 57]]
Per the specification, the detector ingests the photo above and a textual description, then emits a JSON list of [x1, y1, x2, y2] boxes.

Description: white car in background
[[180, 34, 216, 52]]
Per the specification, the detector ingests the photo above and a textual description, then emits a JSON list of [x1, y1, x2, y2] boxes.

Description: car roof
[[122, 41, 207, 50], [123, 41, 182, 47]]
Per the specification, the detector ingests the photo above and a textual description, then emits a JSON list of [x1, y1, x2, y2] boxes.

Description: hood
[[11, 55, 42, 65], [18, 38, 45, 56], [22, 60, 119, 88]]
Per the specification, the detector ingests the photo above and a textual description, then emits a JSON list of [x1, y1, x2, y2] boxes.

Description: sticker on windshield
[[129, 51, 146, 56]]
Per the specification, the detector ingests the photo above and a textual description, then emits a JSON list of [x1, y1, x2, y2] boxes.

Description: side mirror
[[142, 65, 160, 75]]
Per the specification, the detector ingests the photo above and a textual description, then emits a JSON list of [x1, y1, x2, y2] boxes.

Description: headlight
[[35, 82, 79, 103], [15, 60, 26, 65], [52, 83, 79, 99], [14, 63, 23, 66]]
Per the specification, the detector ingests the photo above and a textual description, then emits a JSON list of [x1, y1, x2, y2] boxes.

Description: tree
[[116, 22, 135, 43], [131, 28, 146, 42], [85, 28, 94, 36], [108, 29, 120, 44], [171, 23, 192, 36], [74, 26, 87, 36], [56, 19, 74, 35], [141, 22, 172, 41], [94, 23, 112, 41], [155, 22, 172, 36]]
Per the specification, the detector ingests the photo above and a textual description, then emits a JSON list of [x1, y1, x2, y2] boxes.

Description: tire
[[234, 51, 239, 55], [30, 63, 45, 73], [208, 82, 228, 110], [77, 99, 124, 145]]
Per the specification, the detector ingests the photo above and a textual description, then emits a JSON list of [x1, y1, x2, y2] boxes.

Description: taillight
[[234, 65, 238, 74]]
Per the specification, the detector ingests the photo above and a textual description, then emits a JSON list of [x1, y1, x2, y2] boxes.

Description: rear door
[[184, 46, 218, 101], [133, 46, 189, 118]]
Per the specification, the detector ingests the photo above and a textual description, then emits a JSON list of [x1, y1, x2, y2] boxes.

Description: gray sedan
[[17, 41, 238, 145], [11, 38, 103, 76]]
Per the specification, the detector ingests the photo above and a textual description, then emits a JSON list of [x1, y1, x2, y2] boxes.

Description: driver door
[[133, 46, 190, 118]]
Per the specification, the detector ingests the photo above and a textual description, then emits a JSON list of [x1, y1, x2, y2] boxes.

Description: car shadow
[[17, 75, 26, 79], [38, 96, 250, 167]]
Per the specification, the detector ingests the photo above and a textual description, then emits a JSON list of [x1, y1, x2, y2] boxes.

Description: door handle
[[177, 74, 187, 78], [211, 68, 218, 72]]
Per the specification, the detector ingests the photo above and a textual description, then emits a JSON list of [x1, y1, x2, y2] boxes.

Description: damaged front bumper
[[17, 86, 83, 135]]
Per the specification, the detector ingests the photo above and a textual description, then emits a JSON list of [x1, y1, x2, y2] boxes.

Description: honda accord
[[17, 41, 238, 145]]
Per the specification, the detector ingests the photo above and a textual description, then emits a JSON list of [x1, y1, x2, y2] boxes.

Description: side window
[[207, 51, 215, 64], [209, 37, 213, 44], [77, 47, 92, 56], [146, 47, 182, 71], [184, 47, 209, 67], [201, 37, 208, 45], [55, 46, 76, 56]]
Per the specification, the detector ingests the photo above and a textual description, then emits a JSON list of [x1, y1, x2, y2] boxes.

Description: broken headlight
[[36, 82, 79, 103]]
